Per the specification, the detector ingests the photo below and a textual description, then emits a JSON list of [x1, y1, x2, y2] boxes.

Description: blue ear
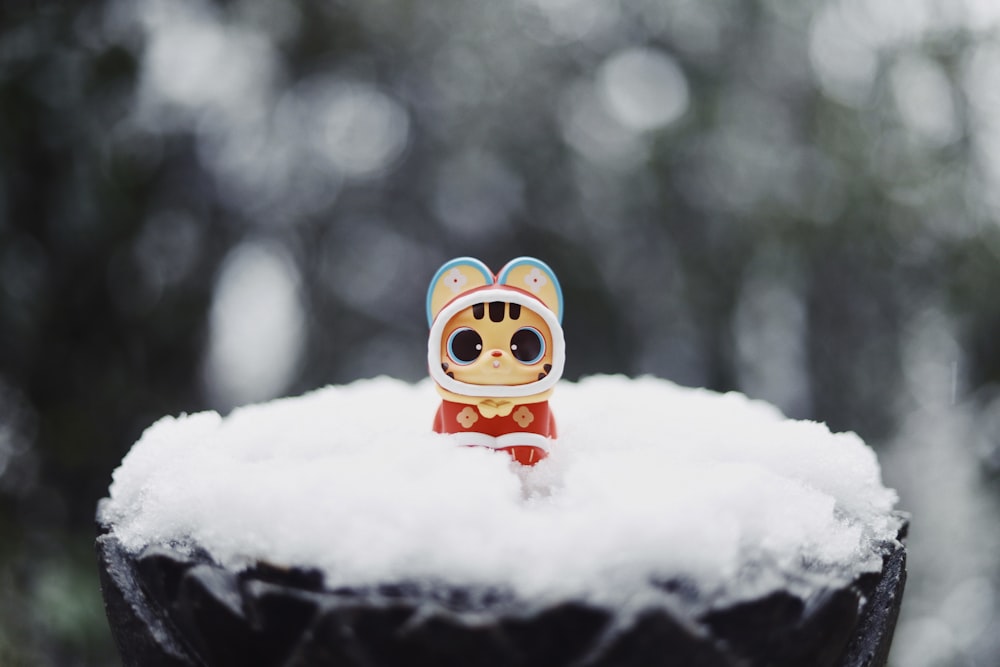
[[426, 257, 495, 326], [496, 257, 563, 323]]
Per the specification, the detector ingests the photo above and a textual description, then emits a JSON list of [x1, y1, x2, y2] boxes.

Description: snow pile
[[103, 376, 900, 608]]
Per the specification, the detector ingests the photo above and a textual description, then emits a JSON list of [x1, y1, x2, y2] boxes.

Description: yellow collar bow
[[476, 399, 515, 418]]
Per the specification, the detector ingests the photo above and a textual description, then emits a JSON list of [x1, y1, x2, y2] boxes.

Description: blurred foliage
[[2, 0, 1000, 664]]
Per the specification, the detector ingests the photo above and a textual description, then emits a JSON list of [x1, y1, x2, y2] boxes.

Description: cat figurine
[[426, 257, 565, 465]]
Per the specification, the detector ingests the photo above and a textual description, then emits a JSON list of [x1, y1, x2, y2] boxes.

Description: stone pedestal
[[97, 516, 907, 667]]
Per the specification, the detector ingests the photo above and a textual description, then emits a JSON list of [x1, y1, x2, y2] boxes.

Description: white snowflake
[[523, 268, 548, 292], [445, 268, 468, 293]]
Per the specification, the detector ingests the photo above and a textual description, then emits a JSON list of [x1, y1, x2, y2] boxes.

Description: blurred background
[[2, 0, 999, 664]]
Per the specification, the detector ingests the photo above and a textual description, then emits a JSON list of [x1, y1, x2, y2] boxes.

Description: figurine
[[427, 257, 565, 465]]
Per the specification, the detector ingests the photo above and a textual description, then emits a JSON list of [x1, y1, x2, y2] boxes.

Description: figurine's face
[[440, 302, 554, 386]]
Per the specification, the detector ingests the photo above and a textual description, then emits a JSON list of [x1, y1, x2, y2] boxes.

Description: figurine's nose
[[490, 350, 503, 357]]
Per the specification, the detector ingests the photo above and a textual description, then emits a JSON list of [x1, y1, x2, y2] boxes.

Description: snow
[[102, 375, 901, 609]]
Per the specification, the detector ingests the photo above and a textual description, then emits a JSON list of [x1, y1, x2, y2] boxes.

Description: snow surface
[[103, 375, 901, 609]]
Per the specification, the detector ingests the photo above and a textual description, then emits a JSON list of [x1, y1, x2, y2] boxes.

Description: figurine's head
[[427, 257, 565, 398]]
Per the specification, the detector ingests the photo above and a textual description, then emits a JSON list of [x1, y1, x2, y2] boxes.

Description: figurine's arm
[[432, 403, 445, 432]]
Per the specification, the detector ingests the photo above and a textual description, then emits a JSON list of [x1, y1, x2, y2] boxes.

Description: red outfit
[[433, 399, 557, 465]]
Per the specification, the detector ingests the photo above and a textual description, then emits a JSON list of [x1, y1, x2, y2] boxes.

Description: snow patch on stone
[[103, 376, 900, 607]]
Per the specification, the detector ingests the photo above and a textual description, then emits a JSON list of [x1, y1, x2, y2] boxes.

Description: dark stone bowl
[[97, 511, 907, 667]]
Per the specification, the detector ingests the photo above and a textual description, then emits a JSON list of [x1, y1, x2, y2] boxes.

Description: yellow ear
[[426, 257, 494, 326], [496, 257, 563, 323]]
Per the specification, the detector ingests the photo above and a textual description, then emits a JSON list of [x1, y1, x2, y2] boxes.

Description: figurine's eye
[[447, 328, 483, 364], [510, 327, 545, 364]]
